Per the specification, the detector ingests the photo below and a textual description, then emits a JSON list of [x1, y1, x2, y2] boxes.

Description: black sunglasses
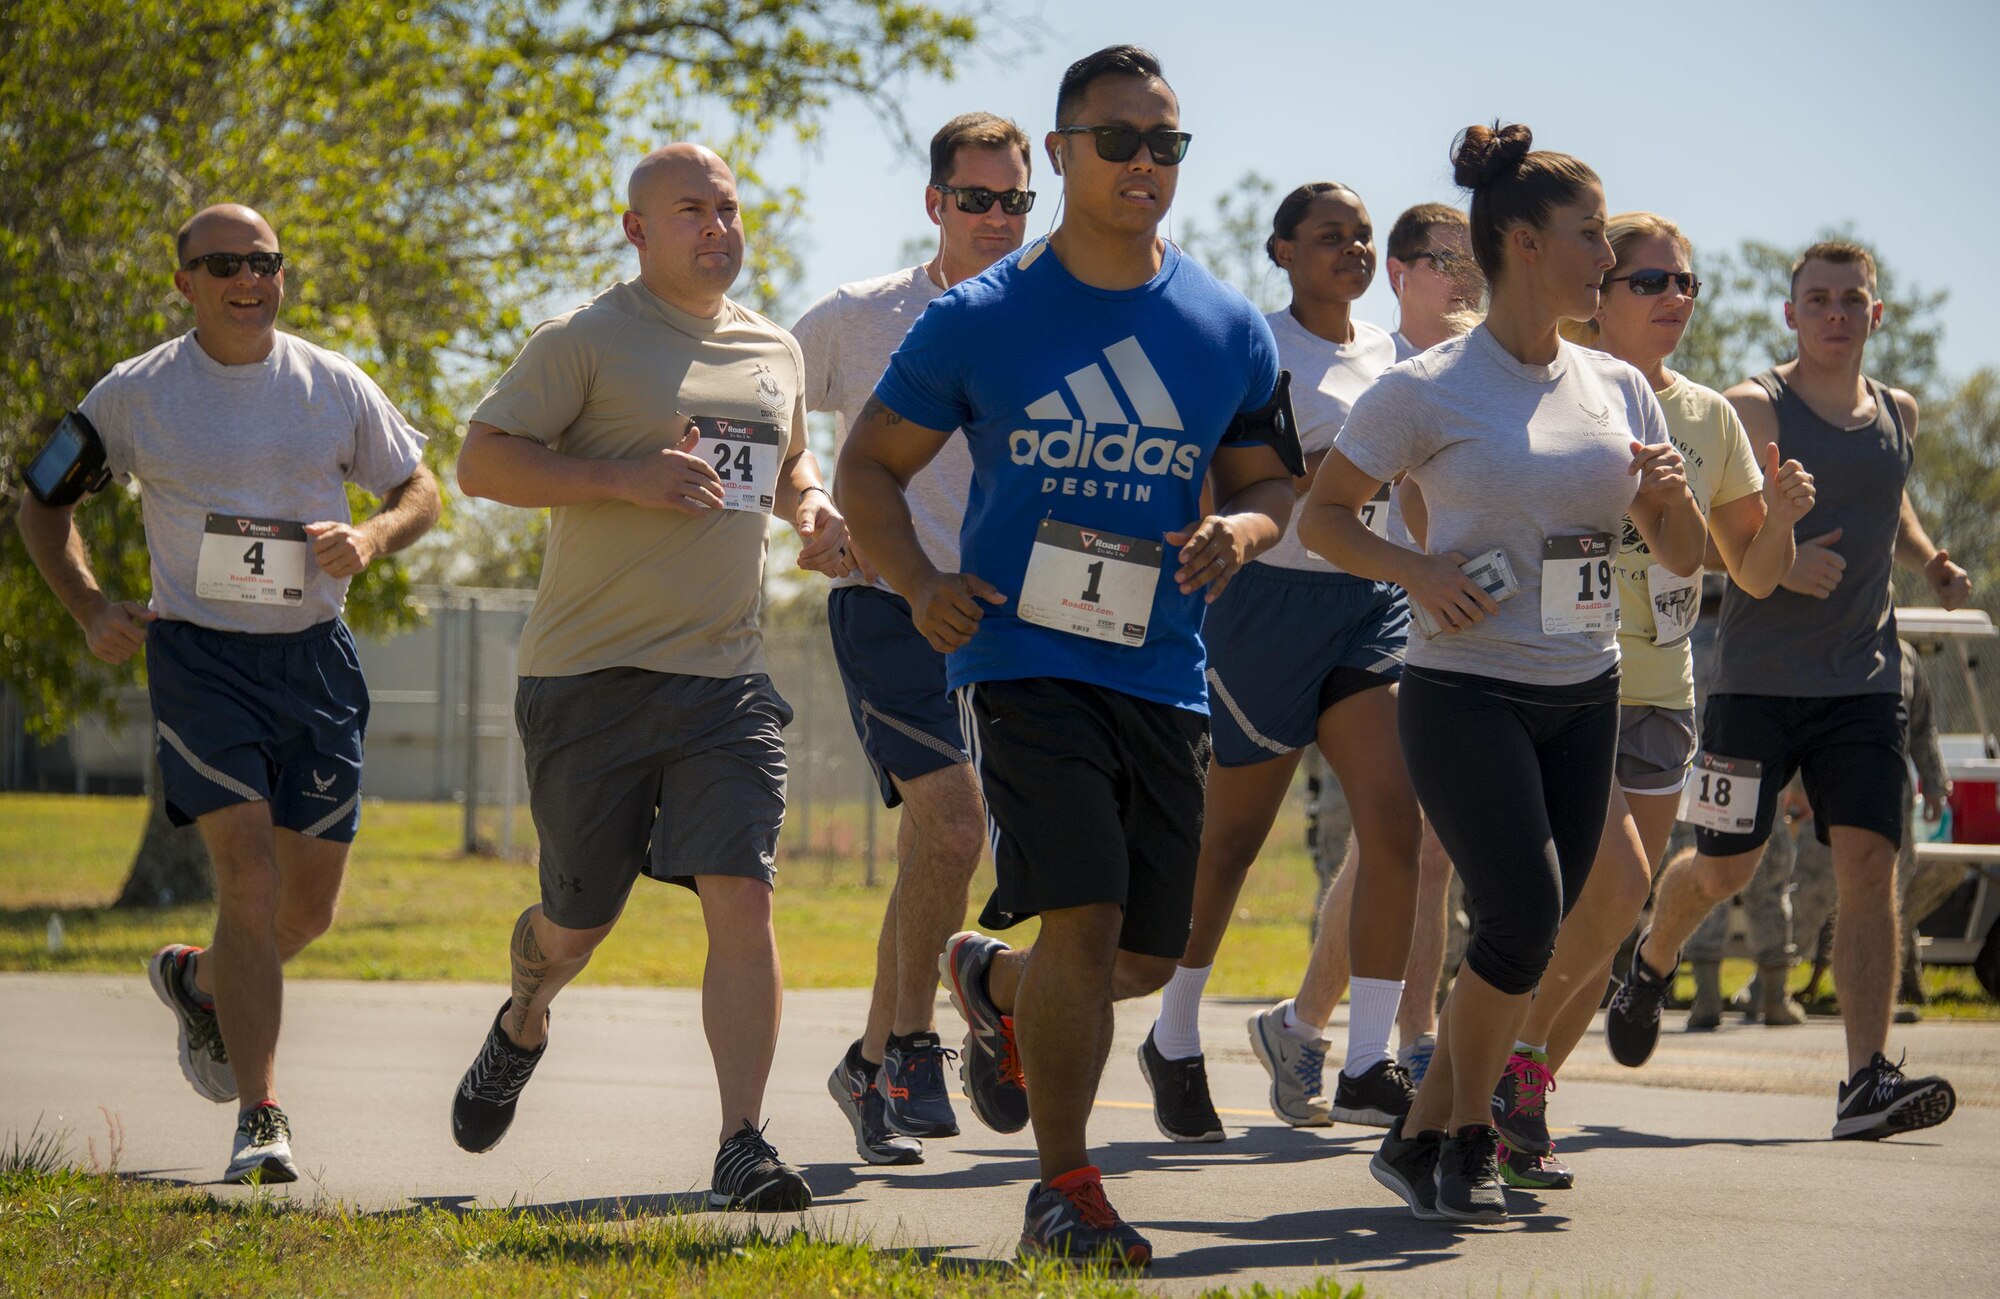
[[183, 251, 286, 279], [1606, 268, 1700, 299], [932, 184, 1036, 216], [1054, 125, 1192, 166]]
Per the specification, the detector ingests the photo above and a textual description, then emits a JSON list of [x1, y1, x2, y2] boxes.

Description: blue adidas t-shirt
[[873, 238, 1280, 712]]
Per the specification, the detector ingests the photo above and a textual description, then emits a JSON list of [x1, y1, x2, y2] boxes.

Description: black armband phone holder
[[23, 411, 111, 506], [1222, 369, 1304, 476]]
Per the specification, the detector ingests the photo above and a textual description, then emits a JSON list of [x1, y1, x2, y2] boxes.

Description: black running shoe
[[1017, 1166, 1151, 1268], [222, 1102, 298, 1184], [1369, 1115, 1444, 1221], [1605, 943, 1675, 1068], [1330, 1058, 1417, 1128], [1137, 1027, 1224, 1143], [881, 1032, 961, 1138], [710, 1120, 813, 1212], [1832, 1052, 1957, 1140], [452, 1002, 546, 1153], [1434, 1124, 1507, 1223], [1488, 1048, 1554, 1155], [826, 1045, 923, 1166], [938, 931, 1028, 1134], [1498, 1141, 1574, 1190]]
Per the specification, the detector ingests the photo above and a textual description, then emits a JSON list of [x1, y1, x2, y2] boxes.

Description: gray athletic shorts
[[517, 669, 793, 929], [1616, 703, 1697, 795]]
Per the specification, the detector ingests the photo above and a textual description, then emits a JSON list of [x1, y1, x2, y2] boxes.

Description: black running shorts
[[1693, 692, 1907, 857], [956, 677, 1210, 959]]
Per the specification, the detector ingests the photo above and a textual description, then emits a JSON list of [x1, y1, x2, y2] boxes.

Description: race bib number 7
[[1017, 519, 1162, 647], [196, 513, 307, 606], [687, 415, 783, 513], [1679, 752, 1764, 834], [1541, 532, 1618, 634], [1358, 483, 1394, 539]]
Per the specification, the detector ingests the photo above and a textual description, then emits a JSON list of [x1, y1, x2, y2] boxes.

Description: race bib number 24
[[687, 415, 783, 513]]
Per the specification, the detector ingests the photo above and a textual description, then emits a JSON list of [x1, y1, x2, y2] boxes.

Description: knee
[[1464, 896, 1561, 997], [274, 896, 338, 955], [1113, 952, 1179, 999], [1603, 854, 1654, 921], [212, 856, 281, 921], [933, 813, 988, 875], [1695, 853, 1759, 901], [536, 915, 613, 964]]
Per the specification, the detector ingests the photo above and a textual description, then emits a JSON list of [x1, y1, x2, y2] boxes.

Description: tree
[[1, 0, 979, 901], [1177, 171, 1284, 312]]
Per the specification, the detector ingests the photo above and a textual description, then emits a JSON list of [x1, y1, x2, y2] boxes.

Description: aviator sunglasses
[[182, 251, 286, 278], [931, 184, 1037, 216], [1605, 268, 1701, 298], [1053, 125, 1193, 166]]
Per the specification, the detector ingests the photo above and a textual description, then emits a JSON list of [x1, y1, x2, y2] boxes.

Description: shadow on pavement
[[1146, 1202, 1572, 1281], [1560, 1123, 1823, 1154], [386, 1189, 711, 1219]]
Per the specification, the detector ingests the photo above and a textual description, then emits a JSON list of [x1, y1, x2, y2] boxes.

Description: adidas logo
[[1009, 337, 1200, 491]]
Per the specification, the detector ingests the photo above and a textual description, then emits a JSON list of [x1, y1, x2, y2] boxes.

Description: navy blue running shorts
[[1204, 564, 1408, 767], [146, 618, 369, 841], [827, 586, 970, 808]]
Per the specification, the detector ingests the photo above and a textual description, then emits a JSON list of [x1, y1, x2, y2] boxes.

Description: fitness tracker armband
[[23, 411, 111, 507], [1221, 369, 1304, 477]]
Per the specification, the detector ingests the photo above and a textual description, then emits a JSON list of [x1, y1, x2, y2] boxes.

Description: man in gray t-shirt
[[791, 111, 1032, 1166], [18, 204, 439, 1185]]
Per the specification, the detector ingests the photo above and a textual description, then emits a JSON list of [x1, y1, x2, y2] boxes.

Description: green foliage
[[1178, 171, 1285, 312], [0, 0, 978, 738]]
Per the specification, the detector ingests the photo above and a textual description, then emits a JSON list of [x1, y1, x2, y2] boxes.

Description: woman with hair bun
[[1298, 122, 1707, 1222], [1140, 181, 1429, 1147]]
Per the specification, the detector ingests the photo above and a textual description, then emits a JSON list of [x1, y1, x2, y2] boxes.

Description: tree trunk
[[113, 751, 213, 908]]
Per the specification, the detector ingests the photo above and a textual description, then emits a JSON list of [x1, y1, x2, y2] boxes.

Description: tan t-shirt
[[1614, 373, 1762, 710], [471, 279, 807, 679]]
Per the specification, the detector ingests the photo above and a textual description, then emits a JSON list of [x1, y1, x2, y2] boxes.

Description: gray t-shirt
[[79, 331, 426, 634], [792, 265, 973, 591], [1261, 311, 1396, 572], [1334, 326, 1659, 686]]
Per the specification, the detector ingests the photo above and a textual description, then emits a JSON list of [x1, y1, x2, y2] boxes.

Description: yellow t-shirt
[[1615, 374, 1762, 709], [471, 279, 807, 679]]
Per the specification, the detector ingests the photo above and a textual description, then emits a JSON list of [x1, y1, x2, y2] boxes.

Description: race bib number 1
[[1358, 483, 1394, 539], [196, 513, 307, 606], [1541, 532, 1618, 634], [688, 415, 783, 513], [1679, 752, 1764, 834], [1017, 519, 1162, 647]]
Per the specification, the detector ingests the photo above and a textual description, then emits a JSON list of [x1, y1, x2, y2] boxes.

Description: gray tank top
[[1710, 368, 1911, 697]]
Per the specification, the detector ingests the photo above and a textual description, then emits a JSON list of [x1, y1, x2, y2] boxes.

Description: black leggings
[[1399, 664, 1621, 996]]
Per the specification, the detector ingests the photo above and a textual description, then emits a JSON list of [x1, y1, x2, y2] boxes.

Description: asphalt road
[[5, 974, 1996, 1297]]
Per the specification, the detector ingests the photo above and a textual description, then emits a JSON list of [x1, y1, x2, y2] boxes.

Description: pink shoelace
[[1502, 1053, 1556, 1118]]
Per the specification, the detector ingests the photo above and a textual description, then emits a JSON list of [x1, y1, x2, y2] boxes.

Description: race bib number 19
[[1540, 532, 1618, 634], [688, 415, 783, 513], [1018, 519, 1162, 647], [1679, 752, 1764, 834], [196, 513, 307, 606]]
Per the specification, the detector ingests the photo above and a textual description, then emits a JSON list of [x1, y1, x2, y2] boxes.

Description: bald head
[[626, 143, 734, 215], [176, 204, 277, 264]]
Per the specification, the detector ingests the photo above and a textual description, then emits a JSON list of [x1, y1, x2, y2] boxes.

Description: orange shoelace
[[998, 1015, 1027, 1089], [1050, 1171, 1119, 1230]]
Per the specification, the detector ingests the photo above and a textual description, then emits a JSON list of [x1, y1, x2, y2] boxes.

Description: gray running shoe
[[1246, 1003, 1331, 1127], [826, 1045, 923, 1166], [148, 944, 234, 1104], [222, 1103, 298, 1184], [938, 931, 1028, 1134], [1369, 1115, 1444, 1220], [1397, 1033, 1437, 1088], [1434, 1124, 1507, 1223]]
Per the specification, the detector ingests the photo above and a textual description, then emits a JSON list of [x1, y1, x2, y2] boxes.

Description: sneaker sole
[[147, 950, 235, 1105], [1016, 1237, 1151, 1269], [937, 938, 1029, 1135], [1245, 1015, 1331, 1128], [1135, 1042, 1224, 1143], [222, 1155, 298, 1185], [1368, 1153, 1445, 1221], [1499, 1165, 1574, 1191], [1329, 1105, 1399, 1128], [1832, 1080, 1958, 1140], [825, 1066, 924, 1166], [1435, 1197, 1508, 1224], [708, 1181, 813, 1213], [1493, 1126, 1555, 1158]]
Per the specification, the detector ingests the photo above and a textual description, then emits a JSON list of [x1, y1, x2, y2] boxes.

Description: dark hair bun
[[1451, 121, 1533, 190]]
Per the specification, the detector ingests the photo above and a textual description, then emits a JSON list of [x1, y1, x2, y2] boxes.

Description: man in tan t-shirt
[[446, 143, 851, 1212]]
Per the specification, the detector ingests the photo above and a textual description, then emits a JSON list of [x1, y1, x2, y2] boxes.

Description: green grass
[[0, 794, 1323, 997], [0, 1165, 1368, 1298]]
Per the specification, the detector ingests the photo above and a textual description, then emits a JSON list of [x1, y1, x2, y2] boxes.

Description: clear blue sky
[[760, 0, 1998, 381]]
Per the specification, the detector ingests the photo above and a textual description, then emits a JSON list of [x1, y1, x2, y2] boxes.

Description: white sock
[[1343, 977, 1405, 1076], [1152, 963, 1211, 1060], [1279, 997, 1324, 1042]]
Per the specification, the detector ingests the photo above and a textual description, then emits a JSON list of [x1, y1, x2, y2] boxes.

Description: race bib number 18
[[1679, 752, 1764, 834], [1541, 532, 1618, 634], [196, 513, 307, 606], [1018, 519, 1162, 647], [688, 415, 783, 513]]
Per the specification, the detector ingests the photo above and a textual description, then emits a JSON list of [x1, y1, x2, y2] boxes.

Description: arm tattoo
[[860, 394, 903, 427]]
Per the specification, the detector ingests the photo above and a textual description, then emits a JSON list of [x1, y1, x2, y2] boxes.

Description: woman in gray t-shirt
[[1300, 121, 1704, 1223]]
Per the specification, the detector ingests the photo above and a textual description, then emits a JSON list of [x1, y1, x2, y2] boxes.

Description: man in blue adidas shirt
[[837, 45, 1293, 1269]]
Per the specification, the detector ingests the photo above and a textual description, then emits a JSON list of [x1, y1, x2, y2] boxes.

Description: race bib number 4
[[1679, 752, 1764, 834], [1541, 532, 1618, 634], [1017, 519, 1162, 647], [688, 415, 783, 513], [1646, 563, 1701, 647], [1358, 483, 1394, 539], [196, 513, 307, 606]]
